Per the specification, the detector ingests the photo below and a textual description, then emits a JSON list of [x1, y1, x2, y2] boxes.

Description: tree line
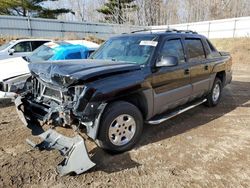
[[1, 0, 250, 25]]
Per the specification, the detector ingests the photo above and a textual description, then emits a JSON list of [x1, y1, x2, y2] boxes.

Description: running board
[[147, 99, 207, 125]]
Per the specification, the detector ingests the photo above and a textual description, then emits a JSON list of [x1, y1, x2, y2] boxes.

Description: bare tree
[[57, 0, 250, 25]]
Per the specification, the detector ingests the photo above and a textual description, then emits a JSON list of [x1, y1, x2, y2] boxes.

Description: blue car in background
[[27, 40, 100, 62], [0, 40, 100, 99]]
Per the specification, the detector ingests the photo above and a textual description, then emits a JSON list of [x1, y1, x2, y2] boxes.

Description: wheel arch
[[96, 100, 144, 153], [215, 71, 226, 87], [106, 89, 154, 120]]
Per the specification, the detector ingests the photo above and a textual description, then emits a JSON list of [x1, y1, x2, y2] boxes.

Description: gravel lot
[[0, 40, 250, 187]]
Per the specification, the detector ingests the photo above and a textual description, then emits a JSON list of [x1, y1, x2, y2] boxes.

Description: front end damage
[[15, 76, 107, 175]]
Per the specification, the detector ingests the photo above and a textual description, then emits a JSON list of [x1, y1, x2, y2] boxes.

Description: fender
[[74, 69, 148, 114], [211, 57, 228, 73], [73, 69, 154, 139], [208, 55, 232, 90]]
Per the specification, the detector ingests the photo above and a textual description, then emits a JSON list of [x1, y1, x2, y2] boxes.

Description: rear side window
[[31, 41, 49, 51], [185, 39, 205, 61], [160, 39, 185, 64], [65, 52, 82, 60]]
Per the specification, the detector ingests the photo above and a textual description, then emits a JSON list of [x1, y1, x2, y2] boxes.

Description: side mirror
[[8, 49, 15, 55], [156, 56, 178, 67]]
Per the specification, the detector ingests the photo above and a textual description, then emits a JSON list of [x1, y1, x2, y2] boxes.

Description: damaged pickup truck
[[15, 29, 232, 175]]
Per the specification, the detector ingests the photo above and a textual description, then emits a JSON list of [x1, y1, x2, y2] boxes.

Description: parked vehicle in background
[[0, 40, 100, 99], [0, 39, 51, 60], [15, 29, 232, 175]]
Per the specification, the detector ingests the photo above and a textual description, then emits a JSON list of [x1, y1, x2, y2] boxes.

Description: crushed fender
[[26, 129, 96, 176]]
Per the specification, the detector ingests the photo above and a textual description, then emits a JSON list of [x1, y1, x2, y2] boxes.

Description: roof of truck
[[119, 29, 205, 38]]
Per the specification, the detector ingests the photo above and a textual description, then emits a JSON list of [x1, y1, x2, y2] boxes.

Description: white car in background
[[0, 39, 51, 60], [0, 40, 100, 100]]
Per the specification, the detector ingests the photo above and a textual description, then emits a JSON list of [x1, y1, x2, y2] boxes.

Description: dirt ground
[[0, 39, 250, 188]]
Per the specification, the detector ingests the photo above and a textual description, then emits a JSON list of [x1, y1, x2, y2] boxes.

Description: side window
[[65, 52, 82, 60], [160, 39, 185, 64], [12, 41, 32, 53], [185, 38, 205, 62], [31, 41, 49, 51]]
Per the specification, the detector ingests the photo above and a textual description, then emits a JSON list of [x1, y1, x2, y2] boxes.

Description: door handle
[[204, 65, 209, 70], [184, 69, 190, 75]]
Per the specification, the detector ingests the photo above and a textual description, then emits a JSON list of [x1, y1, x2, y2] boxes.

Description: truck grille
[[44, 87, 61, 100], [33, 78, 62, 103]]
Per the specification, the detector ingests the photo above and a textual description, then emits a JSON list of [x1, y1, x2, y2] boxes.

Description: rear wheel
[[97, 101, 143, 153], [205, 78, 222, 107]]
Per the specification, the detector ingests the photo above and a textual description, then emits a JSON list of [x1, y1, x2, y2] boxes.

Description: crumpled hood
[[29, 59, 141, 87], [0, 57, 29, 81]]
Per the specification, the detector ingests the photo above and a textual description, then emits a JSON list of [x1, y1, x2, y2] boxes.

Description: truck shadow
[[90, 147, 141, 173], [91, 80, 250, 174]]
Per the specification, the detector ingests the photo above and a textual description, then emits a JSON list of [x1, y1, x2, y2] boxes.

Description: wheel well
[[216, 71, 226, 86], [107, 93, 148, 119]]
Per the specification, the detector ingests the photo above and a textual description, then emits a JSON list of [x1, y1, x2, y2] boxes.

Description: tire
[[97, 101, 143, 153], [205, 78, 222, 107]]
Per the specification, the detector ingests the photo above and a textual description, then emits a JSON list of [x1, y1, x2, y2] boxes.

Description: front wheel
[[205, 78, 222, 107], [97, 101, 143, 153]]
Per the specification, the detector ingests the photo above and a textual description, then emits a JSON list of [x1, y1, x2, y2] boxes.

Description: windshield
[[27, 45, 55, 62], [90, 35, 158, 64], [0, 41, 14, 51]]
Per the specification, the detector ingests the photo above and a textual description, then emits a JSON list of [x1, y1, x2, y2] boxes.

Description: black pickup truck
[[15, 29, 232, 175]]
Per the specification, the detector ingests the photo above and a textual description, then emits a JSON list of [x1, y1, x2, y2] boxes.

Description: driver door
[[151, 37, 192, 115]]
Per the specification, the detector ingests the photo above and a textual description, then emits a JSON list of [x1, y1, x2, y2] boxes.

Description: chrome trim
[[147, 99, 207, 125]]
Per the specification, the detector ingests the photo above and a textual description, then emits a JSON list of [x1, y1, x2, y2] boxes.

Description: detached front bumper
[[15, 96, 96, 176]]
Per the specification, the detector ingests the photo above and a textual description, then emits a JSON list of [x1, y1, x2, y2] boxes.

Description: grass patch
[[211, 38, 250, 65]]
